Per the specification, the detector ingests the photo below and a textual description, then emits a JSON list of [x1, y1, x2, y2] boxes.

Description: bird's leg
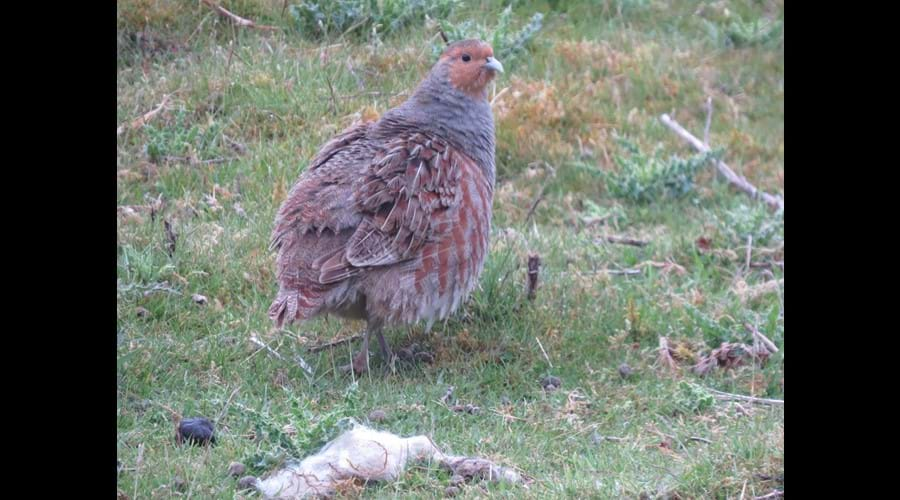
[[349, 328, 371, 375], [372, 321, 393, 363], [342, 319, 390, 375]]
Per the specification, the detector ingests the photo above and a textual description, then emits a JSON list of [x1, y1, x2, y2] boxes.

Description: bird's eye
[[461, 54, 471, 62]]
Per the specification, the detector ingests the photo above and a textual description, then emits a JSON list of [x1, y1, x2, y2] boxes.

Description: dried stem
[[535, 336, 552, 368], [597, 235, 649, 247], [324, 71, 339, 115], [490, 86, 510, 107], [307, 333, 364, 353], [201, 0, 280, 30], [660, 113, 783, 211], [524, 164, 555, 224], [249, 334, 284, 360], [708, 388, 783, 406], [117, 94, 170, 136], [746, 323, 779, 353]]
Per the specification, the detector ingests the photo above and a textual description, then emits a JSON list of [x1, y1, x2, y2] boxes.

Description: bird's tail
[[268, 288, 321, 328]]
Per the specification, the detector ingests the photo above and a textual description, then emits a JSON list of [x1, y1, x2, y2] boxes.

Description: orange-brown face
[[440, 40, 504, 99]]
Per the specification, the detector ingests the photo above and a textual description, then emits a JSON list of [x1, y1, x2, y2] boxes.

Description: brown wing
[[269, 121, 373, 252], [316, 132, 466, 284], [307, 120, 372, 171]]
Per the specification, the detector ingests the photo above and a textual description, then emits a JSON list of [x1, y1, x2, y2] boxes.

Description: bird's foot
[[340, 348, 370, 376]]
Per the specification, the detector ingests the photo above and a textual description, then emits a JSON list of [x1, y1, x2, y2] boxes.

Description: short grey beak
[[485, 56, 504, 74]]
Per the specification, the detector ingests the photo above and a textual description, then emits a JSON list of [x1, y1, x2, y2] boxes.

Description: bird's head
[[436, 39, 503, 100]]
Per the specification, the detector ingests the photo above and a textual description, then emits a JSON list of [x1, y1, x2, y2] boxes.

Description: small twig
[[754, 490, 783, 500], [144, 287, 182, 297], [689, 436, 713, 444], [524, 164, 555, 224], [739, 480, 747, 500], [597, 235, 649, 247], [117, 94, 170, 136], [339, 15, 371, 40], [201, 0, 280, 30], [215, 386, 241, 424], [703, 96, 713, 146], [225, 37, 235, 74], [295, 354, 315, 379], [746, 323, 779, 353], [438, 27, 449, 44], [185, 11, 215, 45], [601, 260, 683, 277], [490, 409, 526, 421], [249, 334, 284, 360], [281, 0, 289, 18], [307, 333, 363, 353], [524, 190, 545, 224], [641, 259, 687, 275], [526, 253, 541, 301], [490, 86, 510, 107], [153, 401, 183, 422], [603, 268, 642, 276], [708, 388, 783, 406], [660, 113, 783, 211], [535, 336, 553, 368], [324, 71, 339, 115]]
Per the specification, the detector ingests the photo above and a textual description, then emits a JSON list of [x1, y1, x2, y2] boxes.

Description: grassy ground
[[117, 0, 784, 498]]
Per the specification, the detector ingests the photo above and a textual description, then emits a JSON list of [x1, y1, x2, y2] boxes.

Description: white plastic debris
[[254, 422, 526, 498]]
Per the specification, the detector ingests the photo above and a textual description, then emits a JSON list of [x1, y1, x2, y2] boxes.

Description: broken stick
[[660, 113, 783, 211], [117, 94, 170, 136], [202, 0, 280, 30], [306, 333, 364, 353], [524, 163, 555, 224], [746, 323, 779, 353], [596, 235, 649, 247]]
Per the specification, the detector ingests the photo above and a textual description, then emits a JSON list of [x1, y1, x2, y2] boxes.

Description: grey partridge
[[269, 40, 502, 373]]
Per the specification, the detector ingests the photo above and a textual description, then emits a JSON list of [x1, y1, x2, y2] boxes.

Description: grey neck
[[376, 64, 496, 187]]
